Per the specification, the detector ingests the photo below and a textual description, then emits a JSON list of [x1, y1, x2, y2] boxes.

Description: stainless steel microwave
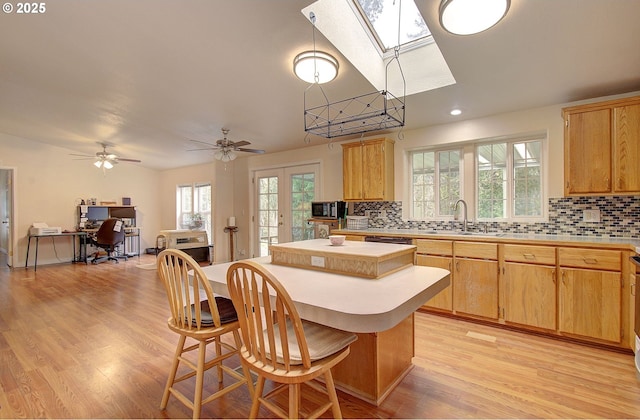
[[311, 201, 346, 219]]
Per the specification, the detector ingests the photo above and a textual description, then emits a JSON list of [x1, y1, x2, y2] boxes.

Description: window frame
[[408, 132, 548, 224], [475, 135, 547, 223], [176, 182, 212, 241], [409, 147, 464, 221]]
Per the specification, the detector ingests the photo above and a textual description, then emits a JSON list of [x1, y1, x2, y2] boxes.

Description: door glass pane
[[258, 175, 279, 257], [290, 172, 315, 241]]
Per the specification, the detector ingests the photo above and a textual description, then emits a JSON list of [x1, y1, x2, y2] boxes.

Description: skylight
[[353, 0, 431, 52], [301, 0, 455, 97]]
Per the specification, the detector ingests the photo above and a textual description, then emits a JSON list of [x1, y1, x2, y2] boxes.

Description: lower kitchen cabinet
[[453, 241, 499, 320], [416, 254, 453, 311], [502, 244, 557, 331], [454, 258, 499, 319], [558, 268, 622, 343], [503, 262, 556, 330]]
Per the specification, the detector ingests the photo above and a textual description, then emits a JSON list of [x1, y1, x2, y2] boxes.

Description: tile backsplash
[[352, 196, 640, 238]]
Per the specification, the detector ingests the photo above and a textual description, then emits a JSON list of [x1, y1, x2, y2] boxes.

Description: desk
[[25, 232, 88, 271], [202, 255, 450, 404]]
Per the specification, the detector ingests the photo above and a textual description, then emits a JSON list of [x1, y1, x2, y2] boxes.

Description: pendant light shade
[[293, 50, 339, 84], [439, 0, 510, 35]]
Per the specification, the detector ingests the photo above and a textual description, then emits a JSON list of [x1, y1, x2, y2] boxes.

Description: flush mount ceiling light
[[294, 11, 339, 84], [293, 50, 339, 84], [439, 0, 510, 35]]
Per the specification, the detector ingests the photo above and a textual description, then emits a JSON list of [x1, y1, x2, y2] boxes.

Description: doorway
[[0, 167, 15, 268], [253, 163, 320, 257]]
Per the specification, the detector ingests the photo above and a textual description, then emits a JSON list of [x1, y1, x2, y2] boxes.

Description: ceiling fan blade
[[188, 138, 217, 147], [69, 153, 94, 158], [231, 141, 251, 148], [236, 147, 265, 154], [116, 158, 142, 163], [186, 146, 220, 152]]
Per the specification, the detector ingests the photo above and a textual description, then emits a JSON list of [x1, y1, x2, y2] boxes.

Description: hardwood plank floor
[[1, 255, 639, 418]]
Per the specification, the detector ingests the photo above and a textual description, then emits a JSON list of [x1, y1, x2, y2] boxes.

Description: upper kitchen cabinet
[[342, 138, 394, 201], [563, 95, 640, 195]]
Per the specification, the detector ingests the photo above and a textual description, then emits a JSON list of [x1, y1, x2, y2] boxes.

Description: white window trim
[[406, 131, 549, 224]]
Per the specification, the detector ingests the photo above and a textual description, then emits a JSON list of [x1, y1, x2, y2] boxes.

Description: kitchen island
[[201, 244, 450, 405]]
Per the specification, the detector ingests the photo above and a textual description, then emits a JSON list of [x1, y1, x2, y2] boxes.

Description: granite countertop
[[334, 227, 640, 253]]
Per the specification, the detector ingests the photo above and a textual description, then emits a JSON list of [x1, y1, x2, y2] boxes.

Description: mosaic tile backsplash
[[352, 196, 640, 238]]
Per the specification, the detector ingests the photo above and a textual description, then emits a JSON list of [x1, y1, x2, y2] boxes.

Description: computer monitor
[[86, 206, 109, 221]]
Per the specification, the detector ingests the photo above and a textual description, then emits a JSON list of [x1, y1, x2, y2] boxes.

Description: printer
[[30, 222, 63, 236]]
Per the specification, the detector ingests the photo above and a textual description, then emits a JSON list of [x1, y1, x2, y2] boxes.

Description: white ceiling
[[1, 0, 639, 170]]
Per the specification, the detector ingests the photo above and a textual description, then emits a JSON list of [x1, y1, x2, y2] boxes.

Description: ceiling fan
[[71, 143, 142, 170], [188, 128, 265, 162]]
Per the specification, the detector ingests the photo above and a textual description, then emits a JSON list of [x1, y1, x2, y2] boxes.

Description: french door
[[254, 164, 319, 257]]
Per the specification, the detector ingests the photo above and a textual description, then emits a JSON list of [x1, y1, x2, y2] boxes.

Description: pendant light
[[293, 12, 339, 84]]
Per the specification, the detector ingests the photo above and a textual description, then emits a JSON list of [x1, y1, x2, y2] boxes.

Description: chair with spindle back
[[157, 249, 253, 419], [226, 260, 357, 419]]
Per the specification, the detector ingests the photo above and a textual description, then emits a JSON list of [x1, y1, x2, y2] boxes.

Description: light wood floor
[[1, 254, 639, 418]]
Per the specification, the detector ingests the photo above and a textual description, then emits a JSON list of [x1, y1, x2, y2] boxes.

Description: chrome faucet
[[453, 199, 468, 232]]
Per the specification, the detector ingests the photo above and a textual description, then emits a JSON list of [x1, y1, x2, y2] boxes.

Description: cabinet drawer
[[454, 241, 498, 260], [415, 239, 453, 256], [558, 247, 621, 271], [504, 244, 556, 265]]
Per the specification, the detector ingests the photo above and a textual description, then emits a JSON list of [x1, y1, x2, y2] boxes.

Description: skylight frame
[[350, 0, 433, 56]]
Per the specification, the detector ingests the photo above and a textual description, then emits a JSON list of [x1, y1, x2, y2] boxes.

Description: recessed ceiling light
[[450, 108, 462, 116]]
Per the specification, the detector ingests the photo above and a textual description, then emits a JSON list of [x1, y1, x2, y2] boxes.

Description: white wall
[[0, 133, 161, 266], [4, 90, 638, 266]]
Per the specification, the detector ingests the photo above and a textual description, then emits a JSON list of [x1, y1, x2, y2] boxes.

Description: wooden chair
[[157, 249, 253, 419], [226, 260, 357, 419]]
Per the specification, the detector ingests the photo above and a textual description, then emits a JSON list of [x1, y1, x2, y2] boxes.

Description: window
[[410, 134, 545, 222], [353, 0, 431, 52], [290, 172, 315, 242], [177, 183, 212, 241], [477, 139, 543, 220], [411, 149, 462, 219]]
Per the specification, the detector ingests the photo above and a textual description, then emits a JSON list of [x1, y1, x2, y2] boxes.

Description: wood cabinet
[[558, 247, 623, 343], [415, 239, 453, 311], [563, 95, 640, 195], [502, 244, 556, 331], [453, 241, 499, 320], [342, 138, 394, 201]]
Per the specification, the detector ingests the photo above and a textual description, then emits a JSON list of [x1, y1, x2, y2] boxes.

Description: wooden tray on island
[[269, 239, 416, 279]]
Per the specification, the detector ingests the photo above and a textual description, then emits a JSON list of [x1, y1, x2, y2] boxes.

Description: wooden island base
[[330, 314, 415, 405]]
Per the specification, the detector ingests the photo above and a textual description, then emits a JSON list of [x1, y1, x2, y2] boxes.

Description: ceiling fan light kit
[[439, 0, 510, 35]]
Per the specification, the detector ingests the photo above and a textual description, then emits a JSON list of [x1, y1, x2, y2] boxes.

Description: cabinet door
[[559, 268, 621, 343], [613, 103, 640, 192], [565, 108, 611, 194], [453, 258, 498, 319], [416, 255, 453, 311], [342, 144, 362, 200], [361, 141, 386, 200], [504, 262, 556, 330]]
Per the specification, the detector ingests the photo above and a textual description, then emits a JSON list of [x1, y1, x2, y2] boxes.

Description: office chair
[[90, 218, 127, 264], [227, 260, 357, 419]]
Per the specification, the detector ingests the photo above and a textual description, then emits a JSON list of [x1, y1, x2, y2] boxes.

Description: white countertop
[[269, 238, 416, 257], [201, 255, 450, 333], [337, 228, 640, 252]]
